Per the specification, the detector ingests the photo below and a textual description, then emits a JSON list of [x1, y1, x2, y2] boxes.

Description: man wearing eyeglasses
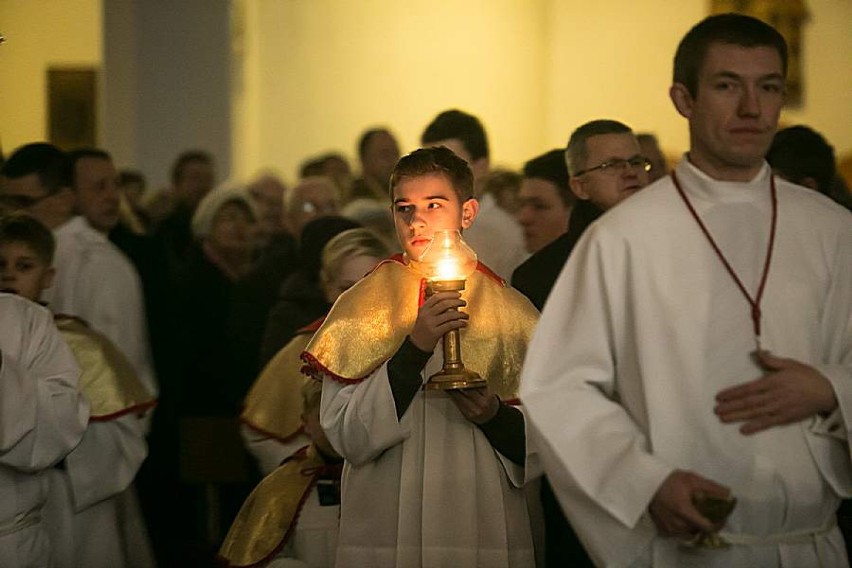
[[0, 143, 76, 229], [566, 119, 651, 211], [522, 13, 852, 567], [284, 176, 341, 240]]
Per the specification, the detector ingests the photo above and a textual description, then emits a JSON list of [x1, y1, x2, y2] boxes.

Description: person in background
[[421, 109, 528, 279], [767, 124, 852, 210], [482, 168, 523, 217], [637, 132, 669, 183], [0, 212, 155, 568], [220, 379, 343, 568], [516, 149, 574, 254], [242, 228, 390, 475], [0, 290, 88, 567], [349, 127, 401, 203]]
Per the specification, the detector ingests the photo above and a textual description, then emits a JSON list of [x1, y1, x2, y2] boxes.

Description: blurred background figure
[[517, 149, 574, 254], [300, 153, 353, 198], [636, 132, 668, 183], [349, 127, 401, 204], [482, 168, 523, 216], [767, 124, 852, 211]]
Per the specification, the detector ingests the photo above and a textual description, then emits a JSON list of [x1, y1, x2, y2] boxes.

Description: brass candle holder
[[416, 230, 486, 391], [683, 491, 737, 549]]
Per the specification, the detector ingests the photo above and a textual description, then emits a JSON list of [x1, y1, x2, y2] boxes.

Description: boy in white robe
[[0, 213, 154, 567], [0, 292, 89, 566], [302, 147, 540, 567], [520, 14, 852, 568]]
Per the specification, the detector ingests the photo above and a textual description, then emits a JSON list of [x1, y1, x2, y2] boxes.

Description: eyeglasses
[[0, 192, 54, 210], [574, 156, 652, 177]]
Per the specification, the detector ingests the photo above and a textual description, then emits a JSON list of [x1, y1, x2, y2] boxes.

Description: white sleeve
[[319, 363, 409, 467], [61, 414, 148, 511], [806, 220, 852, 494], [0, 301, 89, 471], [519, 226, 672, 530], [241, 423, 310, 476], [77, 252, 158, 398]]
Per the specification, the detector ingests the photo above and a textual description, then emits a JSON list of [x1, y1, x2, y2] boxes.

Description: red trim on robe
[[88, 399, 158, 422], [239, 417, 307, 445]]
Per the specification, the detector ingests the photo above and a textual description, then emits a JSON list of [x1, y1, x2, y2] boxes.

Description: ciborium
[[684, 491, 737, 549], [416, 229, 486, 391]]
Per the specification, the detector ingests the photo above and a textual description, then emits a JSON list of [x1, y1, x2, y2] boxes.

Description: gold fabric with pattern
[[241, 332, 312, 441], [218, 445, 326, 567], [55, 316, 155, 420], [303, 259, 539, 400]]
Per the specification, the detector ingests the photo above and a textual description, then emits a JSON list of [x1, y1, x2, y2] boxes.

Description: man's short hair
[[420, 110, 489, 161], [170, 150, 213, 185], [767, 125, 836, 195], [1, 143, 71, 195], [565, 120, 633, 177], [67, 148, 112, 188], [523, 149, 573, 206], [674, 13, 788, 98], [358, 128, 390, 159], [390, 146, 475, 202], [0, 212, 56, 264]]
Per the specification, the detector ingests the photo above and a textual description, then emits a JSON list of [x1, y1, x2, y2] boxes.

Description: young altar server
[[301, 146, 540, 567], [0, 213, 155, 567]]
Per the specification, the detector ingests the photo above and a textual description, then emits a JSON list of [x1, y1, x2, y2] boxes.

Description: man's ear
[[461, 198, 479, 229], [670, 83, 694, 119], [569, 176, 590, 201]]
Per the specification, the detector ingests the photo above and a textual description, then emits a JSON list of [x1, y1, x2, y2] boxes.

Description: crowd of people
[[1, 12, 851, 568]]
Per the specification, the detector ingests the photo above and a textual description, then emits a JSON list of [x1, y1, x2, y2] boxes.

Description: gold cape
[[241, 324, 320, 442], [218, 445, 340, 567], [301, 257, 539, 401], [55, 315, 156, 420]]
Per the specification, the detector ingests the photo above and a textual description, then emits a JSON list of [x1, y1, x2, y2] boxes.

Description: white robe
[[465, 193, 528, 281], [0, 294, 89, 567], [43, 217, 156, 566], [321, 346, 536, 568], [42, 415, 150, 568], [46, 216, 157, 397], [520, 159, 852, 568]]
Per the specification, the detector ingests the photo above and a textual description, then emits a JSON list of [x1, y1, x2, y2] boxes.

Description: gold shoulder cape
[[55, 315, 156, 420], [218, 445, 339, 567], [301, 257, 539, 401], [241, 323, 320, 442]]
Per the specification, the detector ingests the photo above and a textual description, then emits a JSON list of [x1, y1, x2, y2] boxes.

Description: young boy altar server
[[302, 146, 540, 567]]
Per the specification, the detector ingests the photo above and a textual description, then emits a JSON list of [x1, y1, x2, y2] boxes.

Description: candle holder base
[[426, 367, 487, 390]]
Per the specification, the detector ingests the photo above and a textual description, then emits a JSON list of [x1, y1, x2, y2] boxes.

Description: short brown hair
[[389, 146, 474, 202], [674, 13, 788, 98], [565, 120, 633, 177], [0, 212, 56, 264]]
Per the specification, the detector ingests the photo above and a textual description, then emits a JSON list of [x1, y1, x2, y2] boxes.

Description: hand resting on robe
[[714, 350, 838, 434]]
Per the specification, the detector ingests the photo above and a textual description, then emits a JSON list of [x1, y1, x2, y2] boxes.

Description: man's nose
[[738, 85, 761, 117]]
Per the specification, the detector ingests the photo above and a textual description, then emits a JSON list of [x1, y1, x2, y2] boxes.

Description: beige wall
[[2, 0, 849, 180], [0, 0, 102, 152], [237, 0, 852, 182], [233, 0, 548, 182]]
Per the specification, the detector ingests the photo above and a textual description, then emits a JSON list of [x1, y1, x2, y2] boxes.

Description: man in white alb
[[521, 14, 852, 567]]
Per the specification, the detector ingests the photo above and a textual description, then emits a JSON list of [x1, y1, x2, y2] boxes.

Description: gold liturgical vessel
[[685, 491, 737, 549], [417, 230, 486, 391]]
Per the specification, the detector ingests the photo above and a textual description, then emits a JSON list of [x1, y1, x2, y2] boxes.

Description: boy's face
[[392, 173, 478, 261], [0, 241, 55, 302]]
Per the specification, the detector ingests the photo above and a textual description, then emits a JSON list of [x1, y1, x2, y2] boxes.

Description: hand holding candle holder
[[415, 230, 487, 391], [684, 491, 737, 549]]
